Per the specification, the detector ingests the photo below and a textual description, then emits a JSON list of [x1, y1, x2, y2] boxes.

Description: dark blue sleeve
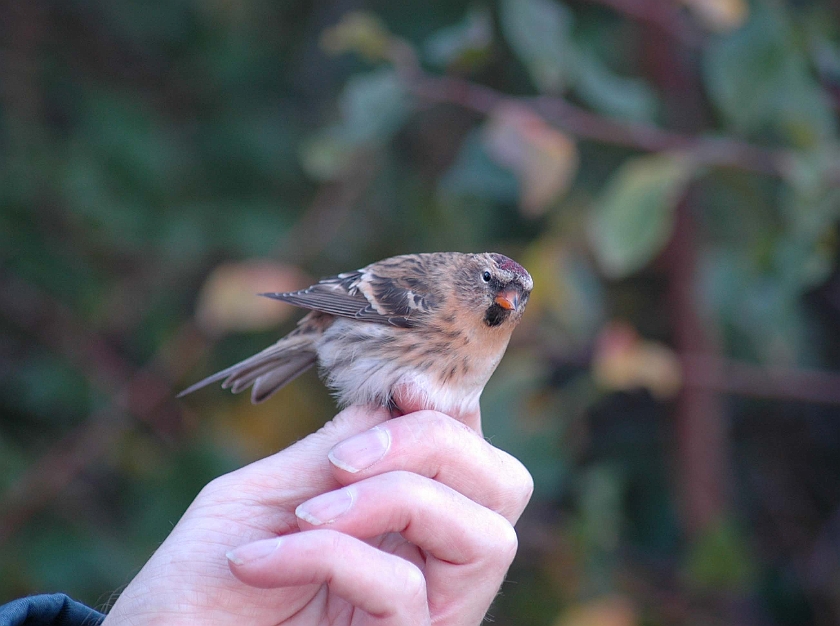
[[0, 594, 105, 626]]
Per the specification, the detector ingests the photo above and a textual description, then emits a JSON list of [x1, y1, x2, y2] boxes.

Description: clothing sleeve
[[0, 594, 105, 626]]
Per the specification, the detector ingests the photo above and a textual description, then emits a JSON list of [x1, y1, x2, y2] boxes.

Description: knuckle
[[495, 453, 534, 520], [195, 474, 232, 504], [473, 511, 519, 568], [399, 561, 427, 601], [493, 519, 520, 567], [517, 465, 535, 510]]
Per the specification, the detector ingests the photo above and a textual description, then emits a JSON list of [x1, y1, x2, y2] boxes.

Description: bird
[[178, 252, 532, 418]]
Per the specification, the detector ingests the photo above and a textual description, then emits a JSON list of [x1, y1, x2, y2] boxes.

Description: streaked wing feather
[[262, 259, 440, 328], [265, 290, 375, 320]]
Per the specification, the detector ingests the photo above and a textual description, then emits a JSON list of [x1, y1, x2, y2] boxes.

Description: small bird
[[179, 252, 532, 418]]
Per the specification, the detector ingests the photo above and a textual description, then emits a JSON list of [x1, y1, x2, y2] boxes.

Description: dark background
[[2, 1, 840, 624]]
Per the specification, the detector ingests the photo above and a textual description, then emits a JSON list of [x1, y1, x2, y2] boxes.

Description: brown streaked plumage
[[179, 252, 532, 418]]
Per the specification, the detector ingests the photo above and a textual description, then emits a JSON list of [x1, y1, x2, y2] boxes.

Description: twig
[[531, 95, 789, 176], [683, 352, 840, 405], [410, 72, 795, 178], [667, 202, 728, 535], [578, 0, 704, 47]]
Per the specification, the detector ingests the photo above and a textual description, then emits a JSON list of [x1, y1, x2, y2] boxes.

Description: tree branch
[[683, 353, 840, 405], [578, 0, 704, 48], [407, 72, 839, 183]]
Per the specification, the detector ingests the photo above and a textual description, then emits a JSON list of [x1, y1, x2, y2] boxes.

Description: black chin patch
[[484, 303, 510, 327]]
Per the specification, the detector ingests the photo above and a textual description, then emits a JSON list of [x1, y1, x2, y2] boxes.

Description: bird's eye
[[481, 270, 492, 283]]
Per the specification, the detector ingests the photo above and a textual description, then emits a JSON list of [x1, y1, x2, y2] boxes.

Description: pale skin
[[102, 405, 534, 625]]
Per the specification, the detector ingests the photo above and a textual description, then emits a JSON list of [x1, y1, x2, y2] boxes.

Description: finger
[[327, 410, 533, 523], [227, 532, 430, 625], [295, 473, 518, 622], [295, 472, 517, 569]]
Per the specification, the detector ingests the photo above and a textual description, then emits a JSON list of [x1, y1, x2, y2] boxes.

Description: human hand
[[103, 405, 533, 625]]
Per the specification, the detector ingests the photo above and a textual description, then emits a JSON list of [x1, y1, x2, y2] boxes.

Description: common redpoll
[[179, 252, 532, 418]]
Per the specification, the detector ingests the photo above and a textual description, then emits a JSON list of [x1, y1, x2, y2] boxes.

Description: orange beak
[[494, 289, 519, 311]]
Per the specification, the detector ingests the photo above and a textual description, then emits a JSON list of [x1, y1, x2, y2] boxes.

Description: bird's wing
[[261, 257, 440, 328]]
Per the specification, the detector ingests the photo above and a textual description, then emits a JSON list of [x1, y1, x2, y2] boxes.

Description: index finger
[[326, 410, 534, 524]]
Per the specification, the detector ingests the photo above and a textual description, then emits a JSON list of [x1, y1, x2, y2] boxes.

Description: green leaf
[[589, 153, 695, 278], [703, 5, 836, 147], [777, 149, 840, 292], [685, 520, 756, 592], [699, 249, 808, 364], [572, 43, 658, 122], [339, 68, 411, 144], [423, 6, 493, 70], [299, 125, 357, 181], [301, 69, 409, 178], [499, 0, 575, 93], [438, 129, 520, 203]]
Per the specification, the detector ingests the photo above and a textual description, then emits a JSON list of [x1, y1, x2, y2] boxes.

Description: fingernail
[[226, 537, 282, 565], [328, 425, 391, 473], [296, 488, 354, 525]]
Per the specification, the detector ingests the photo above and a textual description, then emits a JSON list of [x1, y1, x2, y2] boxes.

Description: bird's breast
[[314, 318, 509, 417]]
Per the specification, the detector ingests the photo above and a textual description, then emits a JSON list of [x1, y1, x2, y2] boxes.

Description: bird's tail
[[177, 335, 317, 404]]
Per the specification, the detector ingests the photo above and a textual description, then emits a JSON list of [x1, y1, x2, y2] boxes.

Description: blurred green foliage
[[2, 0, 840, 624]]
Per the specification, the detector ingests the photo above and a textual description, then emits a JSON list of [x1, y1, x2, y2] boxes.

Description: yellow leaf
[[678, 0, 748, 32], [195, 260, 310, 335], [484, 103, 578, 217], [320, 11, 392, 61], [592, 321, 682, 399], [555, 595, 637, 626]]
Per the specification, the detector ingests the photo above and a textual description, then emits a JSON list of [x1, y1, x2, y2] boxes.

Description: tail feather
[[177, 335, 317, 401], [250, 354, 317, 403]]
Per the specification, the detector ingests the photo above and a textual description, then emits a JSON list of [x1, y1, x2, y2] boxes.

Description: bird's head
[[457, 252, 533, 329]]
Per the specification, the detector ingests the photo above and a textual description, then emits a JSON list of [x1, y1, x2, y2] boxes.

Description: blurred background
[[2, 0, 840, 624]]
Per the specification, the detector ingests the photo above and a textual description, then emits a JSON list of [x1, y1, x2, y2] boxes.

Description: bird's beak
[[494, 289, 520, 311]]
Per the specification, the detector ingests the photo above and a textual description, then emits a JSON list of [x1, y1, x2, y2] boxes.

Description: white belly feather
[[316, 318, 503, 417]]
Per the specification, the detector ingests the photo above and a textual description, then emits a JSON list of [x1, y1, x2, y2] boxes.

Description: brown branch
[[683, 353, 840, 405], [667, 202, 729, 535], [531, 95, 789, 176], [578, 0, 704, 48], [410, 73, 796, 178]]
